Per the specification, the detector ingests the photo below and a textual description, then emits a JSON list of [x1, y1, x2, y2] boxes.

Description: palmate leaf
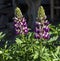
[[41, 56, 51, 61], [57, 29, 60, 32], [49, 24, 58, 35], [0, 51, 3, 54], [55, 46, 60, 57], [33, 51, 39, 60], [50, 51, 59, 60], [41, 46, 46, 54], [53, 58, 60, 61], [47, 35, 58, 43], [28, 32, 33, 39], [15, 38, 23, 45], [40, 48, 50, 61]]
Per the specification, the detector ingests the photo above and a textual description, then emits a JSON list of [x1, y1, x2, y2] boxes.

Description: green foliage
[[15, 7, 23, 19], [0, 28, 60, 61]]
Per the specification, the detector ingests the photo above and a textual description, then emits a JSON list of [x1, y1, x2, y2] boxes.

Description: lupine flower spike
[[14, 7, 28, 35], [35, 6, 50, 39]]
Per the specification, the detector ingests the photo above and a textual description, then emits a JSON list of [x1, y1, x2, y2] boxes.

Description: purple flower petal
[[34, 33, 40, 39], [24, 29, 28, 34], [15, 29, 20, 34], [36, 22, 41, 26], [35, 27, 40, 33], [44, 20, 49, 25], [20, 22, 23, 26], [23, 22, 27, 27], [13, 17, 18, 20], [43, 26, 49, 32], [14, 23, 19, 28], [14, 17, 28, 35], [23, 27, 28, 30], [43, 32, 50, 39], [22, 17, 26, 23], [14, 20, 17, 23]]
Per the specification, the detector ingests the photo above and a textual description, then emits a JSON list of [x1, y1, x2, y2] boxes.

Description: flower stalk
[[14, 7, 28, 35], [35, 6, 50, 39]]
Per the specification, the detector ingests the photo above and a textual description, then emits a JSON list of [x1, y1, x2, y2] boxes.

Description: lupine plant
[[35, 6, 50, 39], [14, 7, 28, 35]]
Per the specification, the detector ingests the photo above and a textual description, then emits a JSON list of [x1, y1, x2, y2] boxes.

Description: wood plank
[[50, 0, 54, 21], [54, 6, 60, 9]]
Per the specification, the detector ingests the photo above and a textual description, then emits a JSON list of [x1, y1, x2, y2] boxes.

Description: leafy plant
[[0, 30, 60, 61]]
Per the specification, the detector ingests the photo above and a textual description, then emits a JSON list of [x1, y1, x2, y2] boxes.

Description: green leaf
[[41, 46, 45, 53], [0, 51, 3, 54], [53, 58, 60, 61], [48, 36, 58, 43], [57, 29, 60, 31], [33, 51, 39, 60], [55, 46, 60, 56], [15, 38, 23, 45], [51, 51, 56, 59], [28, 32, 33, 39]]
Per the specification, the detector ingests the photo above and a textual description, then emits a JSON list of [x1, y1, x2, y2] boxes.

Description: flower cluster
[[34, 17, 50, 39], [14, 17, 28, 35], [34, 6, 50, 39], [35, 20, 50, 39]]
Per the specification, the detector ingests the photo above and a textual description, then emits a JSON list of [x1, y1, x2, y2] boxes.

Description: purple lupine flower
[[35, 22, 41, 28], [22, 17, 26, 23], [15, 28, 21, 34], [34, 21, 42, 39], [24, 29, 28, 34], [14, 23, 19, 28], [23, 22, 27, 27], [20, 22, 23, 26], [34, 20, 50, 39], [23, 27, 28, 30], [23, 26, 28, 34], [13, 17, 18, 23], [35, 27, 40, 33], [43, 26, 49, 32], [44, 20, 49, 26], [43, 32, 50, 39], [22, 17, 27, 27], [14, 17, 28, 35], [34, 33, 40, 39], [13, 17, 18, 21]]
